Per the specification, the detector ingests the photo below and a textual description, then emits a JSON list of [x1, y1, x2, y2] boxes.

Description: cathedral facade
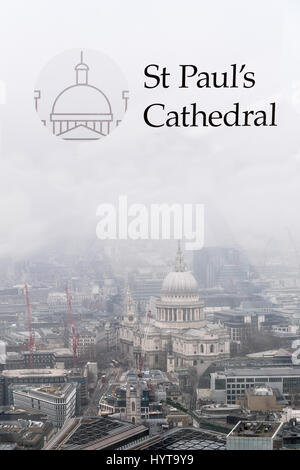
[[119, 245, 230, 373]]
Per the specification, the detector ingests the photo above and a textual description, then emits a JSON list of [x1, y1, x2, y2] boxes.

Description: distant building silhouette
[[193, 247, 250, 289]]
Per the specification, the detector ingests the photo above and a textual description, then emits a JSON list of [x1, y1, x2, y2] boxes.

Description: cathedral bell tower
[[122, 285, 136, 324], [126, 382, 141, 425]]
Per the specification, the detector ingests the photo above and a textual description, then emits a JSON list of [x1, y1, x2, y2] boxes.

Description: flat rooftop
[[228, 421, 282, 438], [6, 352, 23, 360], [221, 367, 300, 377], [2, 369, 68, 378], [0, 420, 45, 432], [37, 385, 67, 396], [17, 384, 74, 398], [52, 349, 73, 356], [247, 349, 292, 358], [121, 369, 168, 384], [21, 349, 72, 356], [0, 443, 17, 450]]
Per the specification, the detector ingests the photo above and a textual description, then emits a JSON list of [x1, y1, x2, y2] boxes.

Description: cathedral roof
[[161, 242, 199, 295], [162, 271, 198, 295], [180, 324, 225, 337]]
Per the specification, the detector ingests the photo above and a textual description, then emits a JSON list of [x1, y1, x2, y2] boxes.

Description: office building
[[13, 383, 76, 430], [211, 367, 300, 404], [1, 369, 68, 405]]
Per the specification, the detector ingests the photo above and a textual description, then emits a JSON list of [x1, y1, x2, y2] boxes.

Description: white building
[[120, 245, 230, 373], [226, 421, 283, 450], [74, 329, 96, 357], [13, 383, 77, 430], [47, 292, 69, 313]]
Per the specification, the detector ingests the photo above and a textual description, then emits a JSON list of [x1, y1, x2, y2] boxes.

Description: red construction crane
[[65, 287, 79, 368], [24, 284, 35, 368], [138, 310, 151, 374]]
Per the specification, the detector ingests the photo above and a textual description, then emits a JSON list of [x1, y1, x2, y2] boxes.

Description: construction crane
[[65, 287, 79, 368], [138, 310, 151, 376], [24, 284, 35, 369]]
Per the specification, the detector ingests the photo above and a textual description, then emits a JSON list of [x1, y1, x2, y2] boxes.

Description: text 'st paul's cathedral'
[[120, 244, 230, 373]]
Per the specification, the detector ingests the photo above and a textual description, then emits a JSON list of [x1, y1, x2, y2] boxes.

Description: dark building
[[193, 247, 251, 289], [68, 368, 89, 408], [3, 349, 74, 371]]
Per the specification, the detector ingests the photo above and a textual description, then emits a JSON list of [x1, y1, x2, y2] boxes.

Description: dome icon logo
[[34, 49, 129, 141]]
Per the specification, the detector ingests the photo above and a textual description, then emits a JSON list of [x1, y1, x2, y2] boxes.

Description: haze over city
[[0, 0, 299, 265]]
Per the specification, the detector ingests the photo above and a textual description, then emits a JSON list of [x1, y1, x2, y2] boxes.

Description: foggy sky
[[0, 0, 299, 266]]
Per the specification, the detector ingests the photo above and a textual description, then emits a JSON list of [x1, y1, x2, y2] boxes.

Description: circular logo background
[[34, 48, 129, 141]]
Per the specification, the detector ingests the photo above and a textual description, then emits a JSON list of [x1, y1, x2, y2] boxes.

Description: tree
[[240, 330, 282, 355]]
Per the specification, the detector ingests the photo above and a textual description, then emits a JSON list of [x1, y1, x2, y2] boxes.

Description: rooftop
[[219, 367, 300, 377], [228, 421, 282, 439], [182, 323, 225, 337], [241, 300, 276, 310], [2, 368, 68, 378], [0, 420, 45, 432], [249, 386, 274, 396], [133, 427, 226, 450], [33, 383, 73, 397], [0, 443, 18, 450], [52, 349, 73, 357], [44, 416, 148, 450], [247, 349, 292, 359]]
